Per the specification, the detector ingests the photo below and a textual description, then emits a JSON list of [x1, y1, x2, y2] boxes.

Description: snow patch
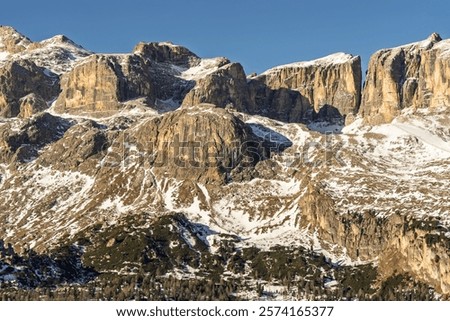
[[261, 52, 356, 75], [0, 51, 9, 61], [180, 58, 226, 80]]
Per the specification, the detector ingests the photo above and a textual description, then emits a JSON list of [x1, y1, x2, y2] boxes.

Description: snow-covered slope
[[1, 34, 92, 74], [260, 52, 357, 75], [179, 57, 229, 80]]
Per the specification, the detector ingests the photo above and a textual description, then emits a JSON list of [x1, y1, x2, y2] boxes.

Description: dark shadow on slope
[[247, 77, 348, 133], [0, 240, 97, 289], [0, 112, 74, 164], [246, 123, 293, 154]]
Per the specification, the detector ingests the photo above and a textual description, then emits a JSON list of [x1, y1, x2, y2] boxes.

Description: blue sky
[[1, 0, 449, 74]]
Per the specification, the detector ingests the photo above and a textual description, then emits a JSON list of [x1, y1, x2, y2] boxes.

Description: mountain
[[0, 26, 92, 118], [248, 52, 362, 123], [360, 33, 450, 124], [0, 27, 449, 301]]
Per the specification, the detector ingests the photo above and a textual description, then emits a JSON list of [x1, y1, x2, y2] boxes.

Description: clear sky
[[1, 0, 449, 74]]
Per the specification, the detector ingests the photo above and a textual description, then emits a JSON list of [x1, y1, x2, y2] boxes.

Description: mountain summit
[[0, 26, 32, 54]]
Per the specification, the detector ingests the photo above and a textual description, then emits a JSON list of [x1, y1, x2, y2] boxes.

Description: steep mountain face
[[55, 54, 155, 115], [0, 60, 58, 117], [54, 40, 361, 123], [55, 42, 231, 115], [181, 62, 253, 111], [0, 27, 450, 300], [125, 104, 265, 184], [0, 27, 92, 118], [0, 26, 32, 54], [360, 33, 450, 124], [248, 53, 362, 123], [300, 177, 450, 294]]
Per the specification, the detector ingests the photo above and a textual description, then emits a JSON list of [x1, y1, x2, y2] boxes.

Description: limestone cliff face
[[181, 62, 252, 111], [0, 113, 72, 164], [0, 27, 92, 118], [0, 60, 58, 117], [248, 53, 362, 122], [55, 54, 155, 115], [55, 42, 205, 115], [299, 180, 450, 294], [133, 41, 200, 67], [360, 33, 450, 124], [53, 40, 362, 123], [48, 37, 363, 123], [123, 104, 264, 184]]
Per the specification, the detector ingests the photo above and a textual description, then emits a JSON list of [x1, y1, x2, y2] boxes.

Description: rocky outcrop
[[18, 93, 48, 118], [123, 104, 265, 184], [55, 42, 205, 116], [38, 120, 108, 172], [0, 60, 58, 117], [133, 41, 200, 67], [248, 53, 362, 123], [299, 179, 450, 294], [0, 113, 73, 163], [0, 26, 32, 54], [181, 62, 252, 111], [360, 33, 450, 124], [55, 54, 154, 115]]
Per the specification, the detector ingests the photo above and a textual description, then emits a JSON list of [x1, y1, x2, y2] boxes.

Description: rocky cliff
[[0, 26, 32, 54], [0, 27, 91, 118], [55, 43, 230, 115], [360, 33, 450, 124], [52, 38, 362, 123], [133, 41, 200, 67], [55, 54, 155, 115], [181, 62, 252, 112], [300, 179, 450, 294], [0, 60, 58, 117], [248, 53, 362, 123], [118, 104, 265, 184]]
